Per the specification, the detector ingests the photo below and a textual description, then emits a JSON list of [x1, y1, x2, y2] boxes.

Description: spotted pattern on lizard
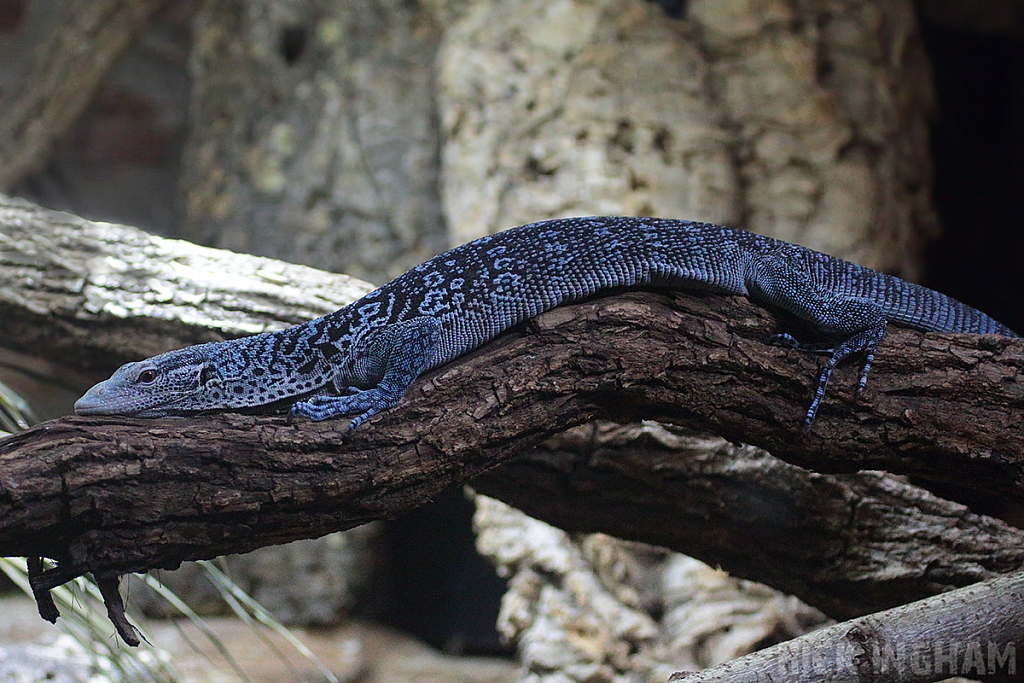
[[75, 216, 1019, 429]]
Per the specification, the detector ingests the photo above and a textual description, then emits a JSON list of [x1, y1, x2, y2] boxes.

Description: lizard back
[[75, 216, 1018, 423]]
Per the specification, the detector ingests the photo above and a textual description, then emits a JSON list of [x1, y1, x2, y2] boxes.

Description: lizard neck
[[206, 310, 361, 409]]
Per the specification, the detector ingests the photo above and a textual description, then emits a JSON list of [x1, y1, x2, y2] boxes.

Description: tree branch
[[2, 197, 1023, 645], [669, 569, 1024, 683], [0, 0, 168, 190], [1, 290, 1022, 585], [3, 194, 1021, 511], [472, 423, 1024, 620]]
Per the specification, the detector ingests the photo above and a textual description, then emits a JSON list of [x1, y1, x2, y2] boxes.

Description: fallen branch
[[669, 568, 1024, 683]]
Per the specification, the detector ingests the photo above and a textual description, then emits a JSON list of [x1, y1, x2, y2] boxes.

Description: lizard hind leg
[[290, 317, 442, 430], [746, 249, 888, 425]]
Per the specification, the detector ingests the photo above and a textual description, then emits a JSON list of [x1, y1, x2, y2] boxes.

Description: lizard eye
[[137, 369, 159, 384], [199, 364, 216, 386]]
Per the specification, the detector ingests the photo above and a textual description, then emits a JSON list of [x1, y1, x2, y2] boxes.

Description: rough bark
[[472, 423, 1024, 620], [668, 568, 1024, 683], [0, 0, 167, 190], [2, 288, 1024, 591]]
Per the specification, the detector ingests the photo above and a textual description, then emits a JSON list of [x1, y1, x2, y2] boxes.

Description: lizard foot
[[290, 317, 440, 430], [290, 389, 399, 431], [803, 322, 886, 426]]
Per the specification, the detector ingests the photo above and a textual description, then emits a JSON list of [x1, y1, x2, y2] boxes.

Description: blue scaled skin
[[75, 217, 1019, 429]]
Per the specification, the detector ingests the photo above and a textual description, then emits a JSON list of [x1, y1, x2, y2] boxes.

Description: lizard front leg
[[290, 316, 442, 429]]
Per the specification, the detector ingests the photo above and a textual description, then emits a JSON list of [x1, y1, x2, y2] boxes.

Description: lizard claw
[[289, 388, 402, 429], [770, 333, 836, 354], [770, 332, 801, 348]]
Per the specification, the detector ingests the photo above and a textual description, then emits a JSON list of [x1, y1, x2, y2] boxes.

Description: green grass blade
[[197, 560, 341, 683], [0, 558, 180, 683], [140, 573, 255, 683]]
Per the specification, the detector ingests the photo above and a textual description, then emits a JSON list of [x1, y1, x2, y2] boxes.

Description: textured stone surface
[[474, 492, 827, 683], [437, 0, 738, 244], [687, 0, 936, 275], [182, 0, 447, 282]]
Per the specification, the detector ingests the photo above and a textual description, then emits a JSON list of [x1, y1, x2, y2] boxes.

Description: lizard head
[[75, 346, 218, 417]]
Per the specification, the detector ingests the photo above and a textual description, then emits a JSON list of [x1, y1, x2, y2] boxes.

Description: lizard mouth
[[74, 380, 181, 416], [74, 381, 119, 415]]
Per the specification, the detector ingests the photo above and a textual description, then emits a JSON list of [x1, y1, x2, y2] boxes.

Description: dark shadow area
[[917, 10, 1024, 333], [648, 0, 688, 20], [381, 487, 512, 656]]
